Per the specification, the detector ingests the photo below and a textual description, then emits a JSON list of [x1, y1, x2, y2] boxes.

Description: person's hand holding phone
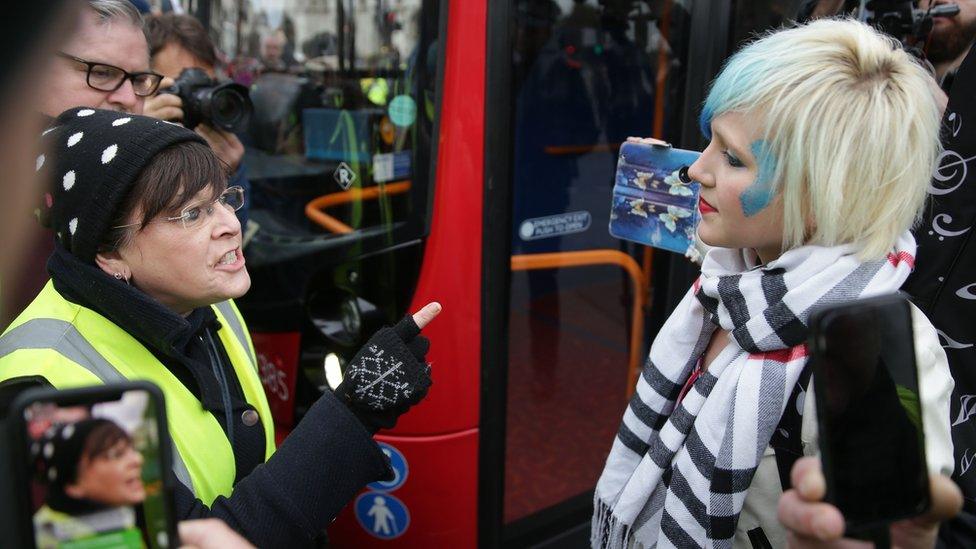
[[10, 383, 180, 549], [778, 456, 962, 548]]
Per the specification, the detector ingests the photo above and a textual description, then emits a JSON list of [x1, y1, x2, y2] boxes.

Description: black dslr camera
[[857, 1, 959, 57], [163, 68, 253, 133]]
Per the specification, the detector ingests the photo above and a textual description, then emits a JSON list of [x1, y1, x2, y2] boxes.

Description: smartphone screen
[[811, 295, 929, 528], [13, 385, 175, 549]]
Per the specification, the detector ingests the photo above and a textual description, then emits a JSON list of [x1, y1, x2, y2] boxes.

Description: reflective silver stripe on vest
[[213, 300, 256, 368], [0, 319, 126, 383], [0, 317, 198, 498], [169, 441, 195, 495]]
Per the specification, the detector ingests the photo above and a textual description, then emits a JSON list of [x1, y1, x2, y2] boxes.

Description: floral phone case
[[608, 141, 701, 255]]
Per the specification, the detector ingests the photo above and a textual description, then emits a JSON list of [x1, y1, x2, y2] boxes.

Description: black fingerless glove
[[334, 315, 433, 434]]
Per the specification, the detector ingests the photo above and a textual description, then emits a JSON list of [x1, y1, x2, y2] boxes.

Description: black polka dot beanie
[[37, 107, 206, 264], [30, 418, 112, 489]]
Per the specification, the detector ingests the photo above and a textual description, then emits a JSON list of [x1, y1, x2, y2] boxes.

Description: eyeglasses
[[57, 52, 163, 97], [113, 186, 246, 231]]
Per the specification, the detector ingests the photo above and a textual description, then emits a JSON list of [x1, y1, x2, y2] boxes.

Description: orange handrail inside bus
[[305, 180, 412, 234], [510, 250, 647, 399]]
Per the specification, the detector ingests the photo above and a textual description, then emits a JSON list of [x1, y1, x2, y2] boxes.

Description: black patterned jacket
[[903, 44, 976, 547]]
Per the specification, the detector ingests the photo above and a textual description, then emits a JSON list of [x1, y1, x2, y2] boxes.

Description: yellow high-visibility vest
[[0, 281, 275, 505]]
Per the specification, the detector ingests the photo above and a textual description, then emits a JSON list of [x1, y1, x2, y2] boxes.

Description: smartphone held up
[[809, 294, 930, 533], [608, 141, 702, 256], [8, 383, 178, 549]]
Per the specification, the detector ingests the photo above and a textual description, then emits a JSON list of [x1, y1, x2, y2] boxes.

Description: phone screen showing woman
[[19, 389, 171, 549]]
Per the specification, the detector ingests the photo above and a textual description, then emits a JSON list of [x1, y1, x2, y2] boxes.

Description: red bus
[[185, 0, 801, 546]]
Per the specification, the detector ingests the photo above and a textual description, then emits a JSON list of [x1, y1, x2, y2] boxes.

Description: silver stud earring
[[114, 272, 123, 280]]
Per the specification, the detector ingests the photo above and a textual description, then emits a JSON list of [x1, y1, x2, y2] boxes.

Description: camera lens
[[210, 88, 249, 132]]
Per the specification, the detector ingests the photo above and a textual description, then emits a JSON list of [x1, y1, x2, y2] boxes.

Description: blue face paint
[[739, 140, 776, 217]]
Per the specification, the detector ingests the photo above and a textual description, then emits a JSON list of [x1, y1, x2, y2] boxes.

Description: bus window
[[504, 0, 693, 531], [207, 0, 438, 258], [203, 0, 442, 432]]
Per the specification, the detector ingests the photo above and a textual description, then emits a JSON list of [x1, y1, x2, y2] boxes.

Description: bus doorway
[[481, 0, 807, 546], [482, 1, 696, 545]]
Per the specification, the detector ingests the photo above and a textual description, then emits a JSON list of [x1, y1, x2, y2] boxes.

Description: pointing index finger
[[412, 302, 442, 330]]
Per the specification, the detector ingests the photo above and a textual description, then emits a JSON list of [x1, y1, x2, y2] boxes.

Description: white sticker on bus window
[[519, 211, 592, 241], [334, 162, 357, 190], [373, 151, 412, 183]]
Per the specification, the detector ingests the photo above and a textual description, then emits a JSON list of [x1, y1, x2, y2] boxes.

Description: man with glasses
[[38, 0, 156, 117], [3, 0, 155, 329]]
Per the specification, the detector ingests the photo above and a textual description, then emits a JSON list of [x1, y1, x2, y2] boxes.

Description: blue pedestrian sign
[[368, 442, 408, 492], [355, 492, 410, 540]]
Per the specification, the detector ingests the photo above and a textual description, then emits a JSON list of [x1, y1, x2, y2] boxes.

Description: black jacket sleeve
[[173, 389, 392, 548]]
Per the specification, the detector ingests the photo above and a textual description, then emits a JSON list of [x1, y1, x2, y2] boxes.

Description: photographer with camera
[[798, 1, 974, 87], [144, 13, 252, 231], [920, 0, 976, 83]]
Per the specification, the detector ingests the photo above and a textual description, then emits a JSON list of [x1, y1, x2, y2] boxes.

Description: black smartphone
[[809, 294, 930, 531], [7, 382, 178, 549]]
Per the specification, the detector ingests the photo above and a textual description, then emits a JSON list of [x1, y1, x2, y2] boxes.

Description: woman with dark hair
[[0, 108, 440, 547], [31, 418, 145, 547]]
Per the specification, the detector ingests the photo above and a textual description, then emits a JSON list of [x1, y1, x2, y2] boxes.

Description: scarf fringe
[[592, 497, 637, 549]]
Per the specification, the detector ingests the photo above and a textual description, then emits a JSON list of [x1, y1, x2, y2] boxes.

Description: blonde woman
[[593, 19, 955, 548]]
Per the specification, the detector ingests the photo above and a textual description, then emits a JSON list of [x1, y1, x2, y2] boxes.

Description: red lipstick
[[699, 195, 717, 215]]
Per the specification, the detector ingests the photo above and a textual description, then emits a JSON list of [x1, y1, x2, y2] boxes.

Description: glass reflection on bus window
[[206, 0, 439, 262]]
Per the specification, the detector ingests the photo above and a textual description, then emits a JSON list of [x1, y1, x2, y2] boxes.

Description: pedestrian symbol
[[334, 162, 357, 190], [368, 443, 408, 492], [355, 492, 410, 540]]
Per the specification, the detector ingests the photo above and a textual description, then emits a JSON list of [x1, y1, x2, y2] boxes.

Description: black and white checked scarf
[[593, 233, 917, 549]]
